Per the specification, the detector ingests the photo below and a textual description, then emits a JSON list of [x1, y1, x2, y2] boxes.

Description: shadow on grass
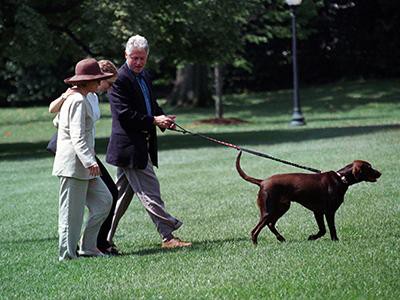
[[2, 236, 58, 245], [120, 236, 250, 257], [1, 123, 399, 161], [172, 79, 400, 118], [1, 79, 398, 132]]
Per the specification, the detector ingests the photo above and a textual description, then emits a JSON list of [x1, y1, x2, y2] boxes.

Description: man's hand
[[153, 115, 176, 129], [88, 163, 101, 176], [167, 115, 176, 129]]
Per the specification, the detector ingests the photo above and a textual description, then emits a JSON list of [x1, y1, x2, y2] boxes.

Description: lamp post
[[286, 0, 305, 126]]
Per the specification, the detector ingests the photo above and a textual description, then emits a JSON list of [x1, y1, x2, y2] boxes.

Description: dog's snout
[[367, 168, 381, 182]]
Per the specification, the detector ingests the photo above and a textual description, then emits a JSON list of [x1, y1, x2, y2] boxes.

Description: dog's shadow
[[119, 236, 250, 257], [117, 236, 344, 257]]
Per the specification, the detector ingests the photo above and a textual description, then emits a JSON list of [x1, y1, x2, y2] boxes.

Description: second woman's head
[[97, 60, 118, 92], [64, 58, 114, 95]]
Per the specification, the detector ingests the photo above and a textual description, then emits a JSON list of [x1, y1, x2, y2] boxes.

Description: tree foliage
[[0, 0, 399, 106], [1, 0, 254, 105], [226, 0, 400, 92]]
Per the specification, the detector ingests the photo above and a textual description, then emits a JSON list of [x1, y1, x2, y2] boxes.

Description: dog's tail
[[236, 151, 262, 186]]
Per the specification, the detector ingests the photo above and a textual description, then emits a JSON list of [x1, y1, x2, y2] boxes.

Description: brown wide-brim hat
[[64, 58, 114, 84]]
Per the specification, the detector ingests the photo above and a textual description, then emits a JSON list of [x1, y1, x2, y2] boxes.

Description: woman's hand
[[49, 88, 76, 113], [88, 163, 101, 176], [62, 88, 75, 99]]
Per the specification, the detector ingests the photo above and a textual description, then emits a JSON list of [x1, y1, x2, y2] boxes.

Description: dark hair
[[98, 60, 118, 75]]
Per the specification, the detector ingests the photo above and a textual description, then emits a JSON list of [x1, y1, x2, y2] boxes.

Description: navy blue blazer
[[106, 63, 165, 169]]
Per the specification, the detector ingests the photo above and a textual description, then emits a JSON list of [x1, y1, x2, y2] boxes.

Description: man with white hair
[[106, 35, 192, 249]]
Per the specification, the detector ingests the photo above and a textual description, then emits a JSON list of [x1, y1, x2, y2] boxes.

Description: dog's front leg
[[308, 212, 326, 240], [325, 213, 339, 241]]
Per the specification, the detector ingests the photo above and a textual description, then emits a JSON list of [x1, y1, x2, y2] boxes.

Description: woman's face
[[86, 80, 100, 93], [97, 75, 117, 93]]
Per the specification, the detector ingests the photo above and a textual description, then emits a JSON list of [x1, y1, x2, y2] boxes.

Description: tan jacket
[[52, 93, 97, 180]]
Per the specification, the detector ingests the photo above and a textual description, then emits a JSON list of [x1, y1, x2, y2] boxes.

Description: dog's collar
[[336, 172, 348, 184]]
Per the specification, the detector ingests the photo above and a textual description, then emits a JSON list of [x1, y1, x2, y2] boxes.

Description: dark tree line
[[225, 0, 400, 93], [0, 0, 399, 108]]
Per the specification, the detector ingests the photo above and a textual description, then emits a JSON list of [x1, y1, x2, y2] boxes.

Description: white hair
[[125, 35, 149, 54]]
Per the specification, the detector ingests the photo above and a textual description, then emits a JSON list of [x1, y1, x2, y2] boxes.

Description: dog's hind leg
[[308, 212, 326, 240], [267, 203, 290, 242], [250, 189, 269, 245], [251, 216, 268, 245]]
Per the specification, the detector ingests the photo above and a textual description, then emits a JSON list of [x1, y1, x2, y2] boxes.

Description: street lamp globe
[[285, 0, 302, 6]]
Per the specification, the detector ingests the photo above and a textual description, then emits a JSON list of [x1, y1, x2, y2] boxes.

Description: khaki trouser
[[107, 157, 182, 242], [58, 177, 112, 261]]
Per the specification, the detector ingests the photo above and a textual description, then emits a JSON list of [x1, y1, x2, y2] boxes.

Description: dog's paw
[[251, 235, 258, 246], [308, 234, 320, 240], [308, 231, 326, 240]]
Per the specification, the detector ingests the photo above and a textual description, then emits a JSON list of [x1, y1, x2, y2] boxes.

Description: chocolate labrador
[[235, 151, 381, 244]]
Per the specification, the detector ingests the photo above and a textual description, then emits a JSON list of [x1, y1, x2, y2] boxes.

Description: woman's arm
[[49, 88, 74, 113]]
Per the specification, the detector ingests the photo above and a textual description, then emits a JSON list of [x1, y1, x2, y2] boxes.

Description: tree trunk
[[168, 63, 212, 107], [214, 64, 223, 119]]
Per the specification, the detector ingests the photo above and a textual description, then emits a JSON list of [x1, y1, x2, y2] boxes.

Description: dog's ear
[[352, 162, 362, 180]]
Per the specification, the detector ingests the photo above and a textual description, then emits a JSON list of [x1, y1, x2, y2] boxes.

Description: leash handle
[[171, 122, 321, 173]]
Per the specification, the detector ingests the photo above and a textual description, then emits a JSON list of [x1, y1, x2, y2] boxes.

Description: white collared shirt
[[86, 92, 100, 122]]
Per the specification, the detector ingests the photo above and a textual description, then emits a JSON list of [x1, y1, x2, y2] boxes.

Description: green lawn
[[0, 79, 399, 299]]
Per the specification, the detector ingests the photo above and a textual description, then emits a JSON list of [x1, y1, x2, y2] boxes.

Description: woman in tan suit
[[49, 60, 120, 255], [53, 58, 114, 261]]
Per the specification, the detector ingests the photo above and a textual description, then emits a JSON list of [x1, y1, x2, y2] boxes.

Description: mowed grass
[[0, 78, 399, 299]]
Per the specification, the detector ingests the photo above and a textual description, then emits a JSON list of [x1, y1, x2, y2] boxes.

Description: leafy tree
[[225, 0, 400, 91], [1, 0, 399, 108], [0, 0, 133, 105], [1, 1, 83, 105], [311, 0, 400, 79], [0, 0, 252, 107], [121, 0, 256, 108], [225, 0, 323, 92]]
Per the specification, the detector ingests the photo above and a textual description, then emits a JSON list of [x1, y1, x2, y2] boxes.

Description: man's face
[[125, 48, 148, 74]]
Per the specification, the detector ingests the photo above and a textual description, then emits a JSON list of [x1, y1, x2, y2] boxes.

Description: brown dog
[[236, 151, 381, 244]]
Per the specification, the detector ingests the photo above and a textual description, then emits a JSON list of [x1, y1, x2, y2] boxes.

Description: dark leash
[[171, 122, 322, 174]]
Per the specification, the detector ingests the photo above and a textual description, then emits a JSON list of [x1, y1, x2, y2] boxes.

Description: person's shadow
[[119, 236, 250, 257]]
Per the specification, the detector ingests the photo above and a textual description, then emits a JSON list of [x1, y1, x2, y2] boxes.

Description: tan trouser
[[58, 177, 112, 261], [107, 158, 182, 242]]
